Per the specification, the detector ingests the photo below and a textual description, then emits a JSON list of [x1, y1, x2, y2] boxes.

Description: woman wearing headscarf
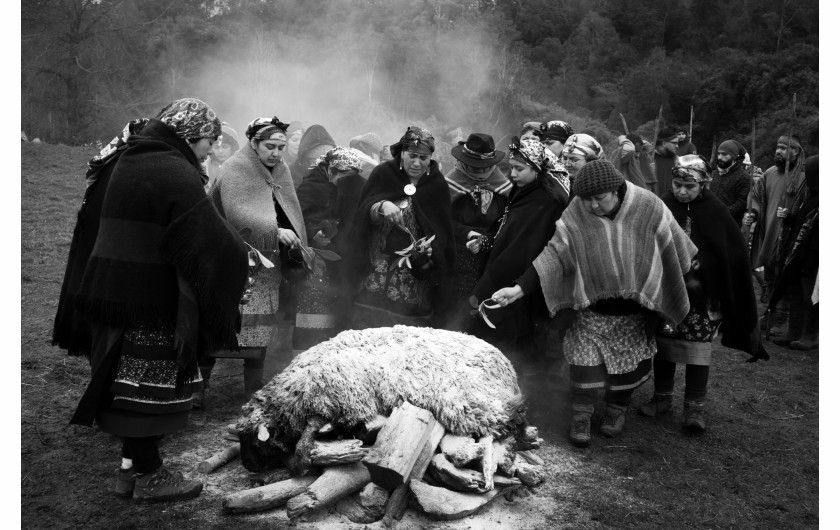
[[348, 126, 457, 329], [641, 155, 767, 434], [296, 146, 367, 343], [466, 136, 569, 377], [207, 116, 307, 395], [492, 159, 697, 448], [281, 121, 305, 174], [205, 122, 239, 192], [290, 124, 336, 189], [445, 132, 511, 307], [559, 133, 605, 196], [519, 121, 542, 142], [66, 98, 249, 502], [539, 120, 574, 158]]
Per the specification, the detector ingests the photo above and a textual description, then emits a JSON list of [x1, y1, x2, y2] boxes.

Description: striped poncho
[[532, 182, 697, 325]]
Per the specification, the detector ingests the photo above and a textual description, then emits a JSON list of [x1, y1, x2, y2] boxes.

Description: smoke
[[181, 2, 507, 148]]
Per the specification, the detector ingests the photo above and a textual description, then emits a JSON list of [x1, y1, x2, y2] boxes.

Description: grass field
[[20, 142, 818, 529]]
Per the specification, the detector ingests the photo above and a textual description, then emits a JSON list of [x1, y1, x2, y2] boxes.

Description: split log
[[512, 454, 544, 487], [198, 444, 240, 474], [382, 420, 444, 528], [310, 439, 368, 466], [335, 482, 390, 524], [289, 415, 328, 476], [222, 475, 319, 514], [439, 434, 484, 467], [353, 414, 389, 444], [286, 462, 371, 520], [514, 425, 543, 450], [492, 474, 522, 488], [477, 435, 495, 492], [427, 453, 485, 492], [492, 437, 517, 476], [517, 449, 544, 467], [362, 402, 445, 491], [409, 479, 522, 521]]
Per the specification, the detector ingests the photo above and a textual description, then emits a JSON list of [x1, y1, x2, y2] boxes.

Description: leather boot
[[191, 366, 213, 409], [768, 309, 789, 337], [791, 305, 819, 350]]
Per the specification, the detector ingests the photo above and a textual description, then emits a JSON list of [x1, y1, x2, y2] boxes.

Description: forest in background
[[21, 0, 818, 168]]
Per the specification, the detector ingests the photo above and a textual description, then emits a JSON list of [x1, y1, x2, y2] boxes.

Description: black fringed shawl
[[74, 119, 249, 373], [661, 189, 758, 354], [347, 158, 457, 325]]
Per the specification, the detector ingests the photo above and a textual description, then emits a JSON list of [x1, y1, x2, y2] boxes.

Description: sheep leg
[[289, 416, 327, 476], [477, 435, 494, 493]]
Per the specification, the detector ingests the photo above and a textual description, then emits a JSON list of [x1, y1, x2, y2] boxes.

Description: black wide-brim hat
[[451, 133, 506, 168]]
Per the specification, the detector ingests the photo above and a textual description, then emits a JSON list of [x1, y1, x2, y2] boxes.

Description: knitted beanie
[[349, 132, 383, 157], [717, 139, 745, 160], [573, 159, 624, 198]]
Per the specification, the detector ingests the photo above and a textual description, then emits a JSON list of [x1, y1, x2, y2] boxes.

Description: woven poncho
[[532, 182, 697, 325]]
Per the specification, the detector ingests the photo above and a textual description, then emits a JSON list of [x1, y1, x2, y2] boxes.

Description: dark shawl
[[472, 180, 567, 337], [654, 148, 677, 195], [661, 189, 758, 355], [297, 164, 366, 257], [445, 165, 511, 244], [75, 119, 249, 369], [291, 125, 336, 188], [347, 158, 457, 326]]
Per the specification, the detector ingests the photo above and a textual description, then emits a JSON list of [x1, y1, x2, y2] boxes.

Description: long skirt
[[352, 254, 432, 329], [655, 306, 722, 366]]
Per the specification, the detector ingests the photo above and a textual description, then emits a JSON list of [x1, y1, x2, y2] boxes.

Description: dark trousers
[[652, 355, 710, 403], [121, 436, 162, 473]]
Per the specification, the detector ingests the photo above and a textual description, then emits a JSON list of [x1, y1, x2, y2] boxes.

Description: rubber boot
[[791, 305, 819, 350], [191, 366, 212, 410]]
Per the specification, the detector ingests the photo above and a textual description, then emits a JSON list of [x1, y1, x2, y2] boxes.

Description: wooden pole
[[619, 113, 630, 135], [652, 105, 663, 147], [688, 105, 694, 143]]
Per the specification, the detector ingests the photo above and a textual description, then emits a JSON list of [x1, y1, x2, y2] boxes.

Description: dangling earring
[[399, 161, 403, 171]]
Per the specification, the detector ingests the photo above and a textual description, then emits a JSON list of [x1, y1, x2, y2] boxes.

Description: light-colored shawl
[[210, 145, 307, 252], [532, 182, 697, 325]]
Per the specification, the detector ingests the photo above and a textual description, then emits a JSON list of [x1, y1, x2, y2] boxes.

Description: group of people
[[52, 96, 817, 504]]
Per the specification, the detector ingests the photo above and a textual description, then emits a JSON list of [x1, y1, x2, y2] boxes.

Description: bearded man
[[709, 139, 752, 225], [744, 135, 807, 335]]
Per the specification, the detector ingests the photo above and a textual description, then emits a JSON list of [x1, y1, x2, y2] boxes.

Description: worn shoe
[[114, 467, 135, 499], [684, 403, 706, 434], [790, 338, 818, 350], [569, 413, 592, 448], [600, 405, 627, 438], [132, 466, 203, 504], [638, 393, 673, 418]]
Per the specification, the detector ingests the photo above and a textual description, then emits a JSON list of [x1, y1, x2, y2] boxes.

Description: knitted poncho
[[209, 144, 307, 252], [532, 182, 697, 325]]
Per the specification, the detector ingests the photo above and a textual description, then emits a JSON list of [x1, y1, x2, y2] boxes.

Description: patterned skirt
[[351, 252, 432, 329], [563, 309, 656, 374], [239, 267, 283, 347], [293, 274, 338, 352], [655, 306, 723, 366]]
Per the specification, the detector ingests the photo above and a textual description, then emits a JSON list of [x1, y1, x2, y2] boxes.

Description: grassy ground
[[21, 143, 818, 529]]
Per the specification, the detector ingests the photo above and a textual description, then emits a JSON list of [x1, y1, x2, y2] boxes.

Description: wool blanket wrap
[[209, 145, 307, 252], [532, 182, 697, 326], [347, 158, 457, 327], [71, 119, 249, 424]]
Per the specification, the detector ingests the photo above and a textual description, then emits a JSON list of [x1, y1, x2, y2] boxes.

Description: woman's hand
[[776, 206, 789, 219], [491, 285, 524, 307], [379, 201, 403, 224], [312, 229, 331, 248], [466, 232, 483, 254], [278, 228, 301, 248]]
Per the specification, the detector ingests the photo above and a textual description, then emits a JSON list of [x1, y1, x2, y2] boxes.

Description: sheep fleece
[[238, 326, 521, 440]]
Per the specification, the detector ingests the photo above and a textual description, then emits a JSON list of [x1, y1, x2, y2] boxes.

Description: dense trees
[[21, 0, 818, 167]]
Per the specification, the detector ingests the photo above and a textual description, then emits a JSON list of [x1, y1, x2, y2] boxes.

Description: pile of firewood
[[215, 400, 544, 524]]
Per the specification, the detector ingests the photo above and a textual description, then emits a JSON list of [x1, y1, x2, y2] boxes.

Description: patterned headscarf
[[672, 155, 712, 183], [155, 98, 221, 139], [509, 136, 570, 192], [562, 133, 605, 161], [245, 116, 290, 141], [390, 126, 435, 157], [316, 146, 362, 172], [539, 120, 574, 143], [86, 118, 149, 185]]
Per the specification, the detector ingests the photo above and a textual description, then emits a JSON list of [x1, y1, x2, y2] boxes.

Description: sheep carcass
[[236, 325, 527, 473]]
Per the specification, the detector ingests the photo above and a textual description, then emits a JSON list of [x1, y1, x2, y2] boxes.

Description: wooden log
[[362, 402, 445, 491], [477, 435, 495, 492], [335, 482, 390, 524], [427, 453, 485, 492], [493, 437, 517, 476], [514, 425, 544, 451], [309, 439, 368, 466], [222, 475, 319, 514], [408, 478, 522, 521], [197, 444, 240, 474], [382, 420, 444, 528], [512, 454, 544, 487], [517, 449, 544, 467], [353, 414, 389, 444], [439, 434, 484, 467], [286, 462, 371, 520]]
